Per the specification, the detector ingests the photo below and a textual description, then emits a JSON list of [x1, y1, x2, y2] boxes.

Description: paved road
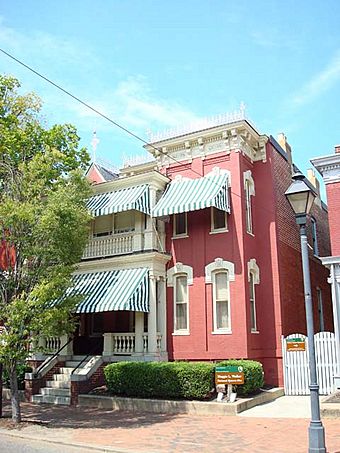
[[0, 433, 117, 453]]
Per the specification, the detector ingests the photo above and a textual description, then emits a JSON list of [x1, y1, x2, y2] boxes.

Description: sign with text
[[286, 338, 306, 351], [215, 366, 245, 385]]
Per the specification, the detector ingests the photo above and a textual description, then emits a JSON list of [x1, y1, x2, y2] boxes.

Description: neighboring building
[[26, 114, 333, 405], [312, 146, 340, 389]]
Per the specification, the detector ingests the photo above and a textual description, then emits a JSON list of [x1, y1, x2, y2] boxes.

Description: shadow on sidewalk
[[2, 402, 178, 430]]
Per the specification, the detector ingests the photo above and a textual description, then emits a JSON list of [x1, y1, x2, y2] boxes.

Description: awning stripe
[[152, 174, 229, 217], [68, 268, 149, 313], [87, 185, 150, 217]]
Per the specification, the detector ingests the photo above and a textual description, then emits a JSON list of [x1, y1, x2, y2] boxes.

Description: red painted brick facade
[[161, 136, 332, 387], [326, 181, 340, 256]]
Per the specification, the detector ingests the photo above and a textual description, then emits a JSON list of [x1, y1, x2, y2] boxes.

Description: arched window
[[247, 258, 260, 332], [205, 258, 235, 333], [244, 170, 255, 234], [167, 263, 193, 335]]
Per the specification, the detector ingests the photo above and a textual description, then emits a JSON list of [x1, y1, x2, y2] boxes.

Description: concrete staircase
[[32, 356, 91, 405]]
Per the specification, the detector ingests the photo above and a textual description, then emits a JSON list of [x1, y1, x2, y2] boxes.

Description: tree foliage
[[0, 74, 91, 421]]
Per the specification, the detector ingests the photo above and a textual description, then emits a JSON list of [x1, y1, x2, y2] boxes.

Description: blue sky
[[0, 1, 340, 198]]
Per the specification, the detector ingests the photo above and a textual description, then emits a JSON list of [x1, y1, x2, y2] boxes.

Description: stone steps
[[32, 356, 94, 406]]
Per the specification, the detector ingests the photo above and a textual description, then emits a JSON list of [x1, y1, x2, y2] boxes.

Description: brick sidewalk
[[2, 403, 340, 453]]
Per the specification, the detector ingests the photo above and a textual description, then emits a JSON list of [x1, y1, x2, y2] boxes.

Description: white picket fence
[[282, 332, 339, 395]]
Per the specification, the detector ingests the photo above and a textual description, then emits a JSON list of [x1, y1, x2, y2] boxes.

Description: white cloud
[[289, 50, 340, 107]]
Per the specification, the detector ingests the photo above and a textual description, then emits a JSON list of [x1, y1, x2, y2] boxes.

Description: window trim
[[212, 270, 231, 333], [244, 170, 255, 235], [210, 207, 228, 233], [247, 258, 260, 333], [173, 212, 188, 238], [173, 274, 189, 334], [167, 263, 193, 335]]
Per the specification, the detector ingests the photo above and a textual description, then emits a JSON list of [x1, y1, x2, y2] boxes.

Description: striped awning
[[69, 268, 149, 313], [87, 185, 150, 217], [152, 174, 229, 217]]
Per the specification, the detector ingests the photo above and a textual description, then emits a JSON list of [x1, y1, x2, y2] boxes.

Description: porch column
[[330, 263, 340, 388], [158, 277, 167, 353], [148, 273, 158, 354], [144, 186, 157, 250], [135, 312, 144, 354], [133, 211, 143, 252]]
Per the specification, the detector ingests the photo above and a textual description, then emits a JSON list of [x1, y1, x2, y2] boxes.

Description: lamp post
[[285, 172, 326, 453]]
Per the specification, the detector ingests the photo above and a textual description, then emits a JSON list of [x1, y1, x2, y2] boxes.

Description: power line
[[0, 47, 275, 216]]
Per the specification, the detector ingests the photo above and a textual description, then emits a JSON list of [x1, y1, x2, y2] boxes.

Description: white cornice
[[144, 121, 268, 165], [91, 170, 169, 195], [311, 154, 340, 184]]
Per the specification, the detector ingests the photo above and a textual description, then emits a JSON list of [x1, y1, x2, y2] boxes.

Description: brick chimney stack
[[335, 145, 340, 154], [277, 133, 293, 170]]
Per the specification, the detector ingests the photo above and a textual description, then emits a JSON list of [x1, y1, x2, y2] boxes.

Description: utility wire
[[0, 47, 276, 216]]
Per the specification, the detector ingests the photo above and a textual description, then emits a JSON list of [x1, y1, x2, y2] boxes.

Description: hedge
[[104, 359, 263, 400]]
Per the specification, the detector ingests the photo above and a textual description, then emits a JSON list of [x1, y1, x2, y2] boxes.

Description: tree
[[0, 75, 91, 423]]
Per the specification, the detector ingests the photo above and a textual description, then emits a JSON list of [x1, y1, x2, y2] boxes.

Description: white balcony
[[103, 332, 162, 356], [83, 233, 135, 259]]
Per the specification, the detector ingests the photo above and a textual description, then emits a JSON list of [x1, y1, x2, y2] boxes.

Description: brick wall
[[326, 181, 340, 256], [71, 363, 106, 405], [271, 143, 333, 335]]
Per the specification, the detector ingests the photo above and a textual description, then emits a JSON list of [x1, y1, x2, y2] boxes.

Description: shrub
[[104, 361, 215, 400], [2, 363, 32, 390], [216, 359, 264, 395]]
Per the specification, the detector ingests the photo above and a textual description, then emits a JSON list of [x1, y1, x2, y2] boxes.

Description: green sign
[[289, 338, 304, 342], [215, 366, 243, 373]]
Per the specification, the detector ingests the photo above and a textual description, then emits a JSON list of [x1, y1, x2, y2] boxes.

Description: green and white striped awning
[[87, 185, 150, 217], [70, 268, 149, 313], [152, 174, 229, 217]]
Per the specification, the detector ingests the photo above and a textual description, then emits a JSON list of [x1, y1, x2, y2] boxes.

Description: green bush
[[216, 359, 264, 395], [104, 361, 215, 400], [2, 363, 32, 390]]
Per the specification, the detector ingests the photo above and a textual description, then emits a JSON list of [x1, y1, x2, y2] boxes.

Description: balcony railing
[[83, 233, 134, 259], [103, 332, 162, 355]]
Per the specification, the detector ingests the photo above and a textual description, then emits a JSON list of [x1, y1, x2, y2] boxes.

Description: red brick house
[[146, 119, 333, 387], [312, 145, 340, 389], [26, 114, 333, 404]]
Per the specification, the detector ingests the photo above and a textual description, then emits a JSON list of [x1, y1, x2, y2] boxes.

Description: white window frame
[[173, 212, 188, 238], [212, 270, 231, 333], [247, 258, 260, 333], [167, 263, 193, 335], [205, 258, 235, 334], [244, 170, 255, 235], [210, 207, 228, 233]]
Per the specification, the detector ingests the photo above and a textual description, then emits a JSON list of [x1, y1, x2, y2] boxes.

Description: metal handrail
[[71, 345, 99, 376], [34, 337, 73, 378]]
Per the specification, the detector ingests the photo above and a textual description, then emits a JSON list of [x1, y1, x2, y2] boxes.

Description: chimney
[[335, 145, 340, 154], [307, 168, 320, 199], [277, 133, 293, 166]]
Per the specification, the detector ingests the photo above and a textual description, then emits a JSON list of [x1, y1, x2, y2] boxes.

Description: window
[[167, 262, 193, 335], [244, 171, 255, 234], [211, 207, 227, 232], [173, 212, 187, 236], [317, 288, 325, 332], [93, 215, 113, 237], [114, 211, 135, 234], [90, 313, 104, 336], [174, 275, 188, 332], [249, 272, 257, 332], [311, 218, 319, 256], [247, 258, 260, 333], [213, 271, 230, 331]]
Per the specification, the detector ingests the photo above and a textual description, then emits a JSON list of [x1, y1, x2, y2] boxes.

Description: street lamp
[[285, 172, 326, 453]]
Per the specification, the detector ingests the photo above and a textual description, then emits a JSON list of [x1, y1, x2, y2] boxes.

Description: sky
[[0, 0, 340, 199]]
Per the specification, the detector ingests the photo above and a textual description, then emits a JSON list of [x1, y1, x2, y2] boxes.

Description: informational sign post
[[286, 337, 306, 351], [215, 366, 245, 385]]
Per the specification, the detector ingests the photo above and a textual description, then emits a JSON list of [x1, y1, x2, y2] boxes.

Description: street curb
[[78, 387, 284, 416], [0, 429, 160, 453]]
